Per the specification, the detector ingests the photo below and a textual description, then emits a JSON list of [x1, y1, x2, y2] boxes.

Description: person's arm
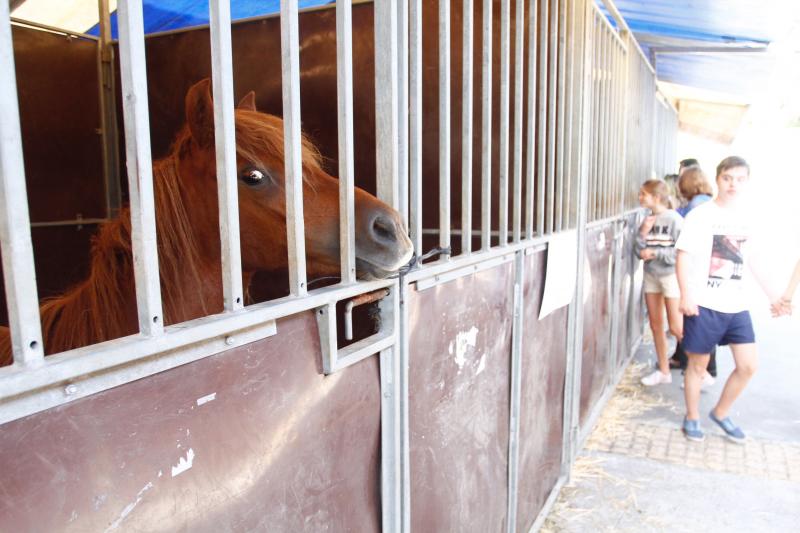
[[655, 215, 683, 266], [676, 250, 698, 316], [774, 258, 800, 315], [634, 219, 652, 260]]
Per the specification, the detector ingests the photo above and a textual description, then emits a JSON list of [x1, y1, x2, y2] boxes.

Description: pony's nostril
[[371, 215, 397, 244]]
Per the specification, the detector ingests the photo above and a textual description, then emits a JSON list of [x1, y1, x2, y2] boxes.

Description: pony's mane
[[35, 154, 207, 355], [0, 106, 322, 363]]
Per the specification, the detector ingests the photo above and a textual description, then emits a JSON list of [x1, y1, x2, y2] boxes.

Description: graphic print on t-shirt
[[646, 224, 675, 248], [708, 234, 747, 286]]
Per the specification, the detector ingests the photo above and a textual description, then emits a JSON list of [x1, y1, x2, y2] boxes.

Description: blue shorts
[[683, 307, 755, 355]]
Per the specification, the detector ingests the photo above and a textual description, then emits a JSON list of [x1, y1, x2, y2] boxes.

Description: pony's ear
[[185, 78, 215, 147], [238, 91, 257, 111]]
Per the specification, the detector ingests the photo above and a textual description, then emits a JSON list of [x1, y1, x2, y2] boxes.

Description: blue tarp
[[86, 0, 331, 39]]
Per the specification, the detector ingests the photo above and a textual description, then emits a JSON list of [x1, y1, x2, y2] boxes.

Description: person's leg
[[684, 353, 711, 420], [665, 296, 683, 341], [707, 346, 718, 377], [713, 343, 758, 419], [646, 292, 668, 374]]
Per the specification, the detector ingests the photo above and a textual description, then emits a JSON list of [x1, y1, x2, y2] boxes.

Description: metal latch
[[316, 287, 396, 374]]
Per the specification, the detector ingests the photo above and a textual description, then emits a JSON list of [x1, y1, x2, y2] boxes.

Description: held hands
[[770, 296, 793, 317], [639, 248, 656, 261], [680, 296, 699, 316]]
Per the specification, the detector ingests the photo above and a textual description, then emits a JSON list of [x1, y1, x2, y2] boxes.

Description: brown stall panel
[[0, 312, 381, 532], [579, 224, 614, 425], [13, 26, 105, 222], [516, 250, 568, 532], [408, 262, 514, 532], [628, 214, 646, 351]]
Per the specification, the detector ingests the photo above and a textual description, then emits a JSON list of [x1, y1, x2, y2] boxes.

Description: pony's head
[[174, 79, 413, 281]]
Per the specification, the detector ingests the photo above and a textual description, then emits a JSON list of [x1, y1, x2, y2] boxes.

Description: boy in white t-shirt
[[675, 156, 787, 443]]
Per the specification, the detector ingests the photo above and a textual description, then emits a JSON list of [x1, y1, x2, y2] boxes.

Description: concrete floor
[[542, 305, 800, 532]]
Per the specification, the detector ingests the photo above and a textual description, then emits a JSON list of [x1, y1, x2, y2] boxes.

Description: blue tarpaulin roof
[[598, 0, 795, 100], [86, 0, 331, 39]]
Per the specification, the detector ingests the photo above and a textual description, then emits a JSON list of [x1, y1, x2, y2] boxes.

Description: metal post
[[562, 0, 575, 230], [524, 0, 538, 239], [410, 0, 423, 255], [554, 0, 566, 232], [535, 0, 548, 235], [498, 0, 511, 246], [480, 0, 493, 251], [97, 0, 121, 220], [461, 0, 474, 254], [280, 0, 308, 297], [511, 0, 524, 243], [209, 0, 244, 312], [545, 0, 557, 233], [397, 0, 410, 228], [117, 0, 164, 336], [336, 0, 357, 284], [506, 251, 525, 533], [0, 1, 44, 365], [439, 0, 451, 255]]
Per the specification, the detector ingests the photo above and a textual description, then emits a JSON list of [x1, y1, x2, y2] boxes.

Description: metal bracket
[[316, 287, 396, 374], [414, 253, 514, 291]]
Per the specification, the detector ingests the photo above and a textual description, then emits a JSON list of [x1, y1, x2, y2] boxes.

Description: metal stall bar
[[562, 0, 592, 473], [410, 0, 423, 255], [535, 0, 548, 235], [618, 33, 629, 213], [511, 0, 524, 243], [117, 0, 164, 336], [0, 1, 44, 366], [374, 2, 402, 531], [461, 0, 474, 254], [524, 0, 538, 239], [336, 0, 357, 284], [589, 11, 600, 222], [506, 251, 525, 533], [498, 0, 511, 246], [615, 41, 624, 214], [280, 0, 308, 297], [545, 0, 557, 233], [554, 0, 566, 232], [439, 0, 451, 255], [480, 0, 493, 251], [97, 0, 121, 220], [600, 23, 610, 218], [561, 0, 575, 230], [209, 0, 244, 311], [397, 0, 409, 228], [567, 0, 581, 228]]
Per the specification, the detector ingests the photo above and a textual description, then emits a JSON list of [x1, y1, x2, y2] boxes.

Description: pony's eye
[[240, 168, 267, 186]]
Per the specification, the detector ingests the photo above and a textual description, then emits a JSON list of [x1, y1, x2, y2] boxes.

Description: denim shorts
[[683, 306, 755, 355]]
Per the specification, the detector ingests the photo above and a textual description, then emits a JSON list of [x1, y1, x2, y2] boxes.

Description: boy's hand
[[639, 248, 656, 261], [680, 296, 699, 316], [771, 297, 793, 317], [639, 215, 656, 236]]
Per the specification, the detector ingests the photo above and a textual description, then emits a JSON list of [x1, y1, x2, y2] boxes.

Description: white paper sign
[[539, 230, 578, 320]]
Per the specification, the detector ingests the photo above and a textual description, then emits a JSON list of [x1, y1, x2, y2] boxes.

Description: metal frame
[[0, 1, 677, 531]]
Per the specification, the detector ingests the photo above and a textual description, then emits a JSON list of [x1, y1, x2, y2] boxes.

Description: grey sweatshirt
[[633, 209, 683, 277]]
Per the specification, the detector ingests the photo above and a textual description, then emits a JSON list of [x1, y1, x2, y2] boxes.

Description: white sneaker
[[641, 370, 672, 386], [680, 372, 716, 390]]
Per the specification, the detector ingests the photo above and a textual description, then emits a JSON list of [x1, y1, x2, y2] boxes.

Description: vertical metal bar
[[336, 0, 357, 284], [506, 251, 525, 533], [616, 41, 625, 215], [480, 0, 493, 251], [564, 1, 574, 225], [498, 0, 510, 246], [0, 1, 44, 365], [511, 0, 524, 243], [461, 0, 474, 254], [567, 0, 581, 228], [590, 12, 600, 222], [600, 25, 609, 219], [97, 0, 121, 220], [117, 0, 164, 336], [562, 0, 591, 474], [398, 282, 411, 533], [397, 0, 410, 228], [524, 0, 538, 239], [554, 0, 566, 232], [439, 0, 451, 254], [209, 0, 244, 311], [280, 0, 308, 297], [545, 0, 557, 233], [535, 0, 548, 235], [603, 30, 612, 218], [410, 0, 423, 255], [375, 0, 400, 209], [378, 286, 401, 533]]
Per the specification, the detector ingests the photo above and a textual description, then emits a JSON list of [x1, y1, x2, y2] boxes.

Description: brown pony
[[0, 79, 413, 366]]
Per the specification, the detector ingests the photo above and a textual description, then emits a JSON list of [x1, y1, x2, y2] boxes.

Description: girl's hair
[[678, 167, 713, 200], [640, 179, 670, 206]]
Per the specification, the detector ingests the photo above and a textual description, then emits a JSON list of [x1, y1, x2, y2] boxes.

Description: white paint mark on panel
[[476, 353, 487, 375], [453, 326, 479, 370], [103, 482, 154, 532], [171, 448, 195, 477], [196, 392, 217, 406]]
